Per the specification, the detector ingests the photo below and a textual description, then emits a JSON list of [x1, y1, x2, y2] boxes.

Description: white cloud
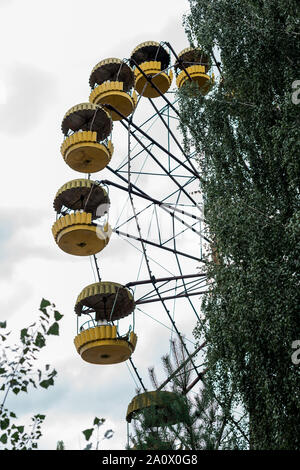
[[0, 63, 58, 135], [0, 0, 13, 7]]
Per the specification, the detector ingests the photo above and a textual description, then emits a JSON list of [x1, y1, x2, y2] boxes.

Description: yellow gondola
[[126, 391, 183, 426], [74, 325, 137, 365], [60, 103, 113, 173], [130, 41, 173, 98], [89, 58, 137, 121], [175, 47, 213, 94], [52, 178, 111, 256], [52, 212, 111, 256]]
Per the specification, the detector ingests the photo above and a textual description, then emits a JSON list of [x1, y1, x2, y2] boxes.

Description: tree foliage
[[179, 0, 300, 449], [0, 299, 63, 449], [0, 298, 114, 450]]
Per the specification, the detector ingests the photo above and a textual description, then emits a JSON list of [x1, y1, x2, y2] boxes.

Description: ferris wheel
[[51, 41, 214, 435]]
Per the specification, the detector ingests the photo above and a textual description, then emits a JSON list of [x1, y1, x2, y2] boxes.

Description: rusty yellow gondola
[[60, 102, 113, 173], [175, 47, 213, 94], [130, 41, 173, 98], [126, 391, 183, 426], [75, 281, 135, 321], [52, 179, 111, 256], [74, 282, 137, 365], [74, 324, 137, 365], [52, 211, 110, 256], [89, 58, 137, 121]]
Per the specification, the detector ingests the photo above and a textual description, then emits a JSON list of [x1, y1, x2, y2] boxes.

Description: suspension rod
[[156, 341, 207, 392], [125, 272, 206, 288], [128, 357, 147, 392], [130, 276, 207, 303], [136, 290, 208, 305], [92, 254, 101, 282]]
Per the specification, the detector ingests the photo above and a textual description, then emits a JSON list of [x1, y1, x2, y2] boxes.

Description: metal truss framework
[[89, 69, 210, 394], [86, 47, 248, 442]]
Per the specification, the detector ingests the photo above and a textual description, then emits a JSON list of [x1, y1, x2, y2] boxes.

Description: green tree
[[178, 0, 300, 450], [128, 340, 247, 450], [0, 299, 63, 449]]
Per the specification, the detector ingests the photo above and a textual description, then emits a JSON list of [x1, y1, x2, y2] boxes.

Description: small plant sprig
[[0, 298, 63, 449], [82, 417, 114, 450]]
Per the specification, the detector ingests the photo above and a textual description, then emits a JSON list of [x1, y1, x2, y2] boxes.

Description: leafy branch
[[82, 417, 114, 450], [0, 299, 63, 449]]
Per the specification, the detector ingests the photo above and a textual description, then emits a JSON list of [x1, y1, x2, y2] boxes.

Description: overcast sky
[[0, 0, 209, 450]]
